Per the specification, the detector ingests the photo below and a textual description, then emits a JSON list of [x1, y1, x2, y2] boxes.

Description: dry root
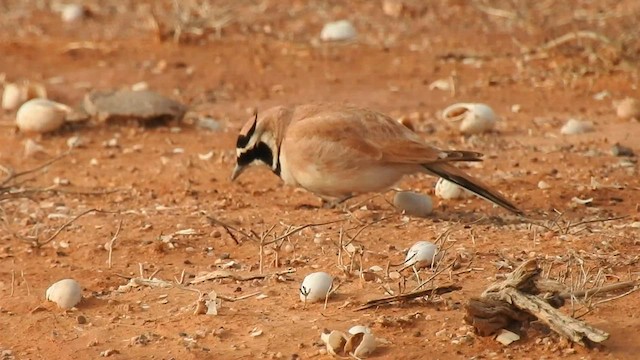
[[465, 259, 614, 347]]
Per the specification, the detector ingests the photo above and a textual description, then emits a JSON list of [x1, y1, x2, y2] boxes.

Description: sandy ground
[[0, 1, 639, 359]]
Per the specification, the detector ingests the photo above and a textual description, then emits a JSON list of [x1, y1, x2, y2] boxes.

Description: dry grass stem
[[107, 219, 123, 269]]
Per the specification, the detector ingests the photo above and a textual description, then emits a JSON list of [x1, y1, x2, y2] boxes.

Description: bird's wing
[[288, 104, 479, 165]]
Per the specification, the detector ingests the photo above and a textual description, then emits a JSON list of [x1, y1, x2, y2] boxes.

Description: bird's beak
[[230, 164, 246, 181]]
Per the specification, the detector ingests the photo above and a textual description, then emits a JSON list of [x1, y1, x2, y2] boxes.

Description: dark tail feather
[[424, 163, 524, 215]]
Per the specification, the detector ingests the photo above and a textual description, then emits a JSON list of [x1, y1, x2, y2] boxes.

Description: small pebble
[[537, 180, 551, 190], [77, 315, 87, 324], [560, 119, 593, 135], [615, 97, 640, 120], [611, 143, 634, 157]]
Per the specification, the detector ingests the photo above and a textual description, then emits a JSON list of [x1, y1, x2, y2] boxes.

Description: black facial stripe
[[274, 146, 281, 176], [236, 112, 258, 148], [237, 142, 274, 168], [236, 134, 250, 149]]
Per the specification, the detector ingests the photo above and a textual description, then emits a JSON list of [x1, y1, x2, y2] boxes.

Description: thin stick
[[560, 280, 638, 299], [10, 269, 15, 297], [107, 219, 123, 269], [217, 291, 261, 302], [38, 208, 114, 247], [148, 268, 161, 280], [259, 235, 265, 275], [343, 216, 391, 247], [205, 215, 252, 244], [0, 151, 71, 187], [21, 270, 30, 296], [538, 31, 613, 52], [263, 219, 345, 246], [175, 269, 186, 285], [566, 215, 628, 233], [593, 287, 639, 305]]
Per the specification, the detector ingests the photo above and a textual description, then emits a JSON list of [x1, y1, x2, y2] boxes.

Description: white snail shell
[[46, 278, 82, 309], [442, 103, 497, 135], [348, 325, 373, 335], [435, 178, 472, 200], [299, 272, 333, 303], [16, 98, 70, 133], [405, 241, 442, 269]]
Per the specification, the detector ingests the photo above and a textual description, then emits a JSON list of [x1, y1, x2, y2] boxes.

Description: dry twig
[[107, 219, 124, 269]]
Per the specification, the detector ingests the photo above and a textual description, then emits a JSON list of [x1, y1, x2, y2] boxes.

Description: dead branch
[[190, 268, 296, 284], [467, 259, 612, 347], [355, 284, 461, 311], [0, 151, 70, 188]]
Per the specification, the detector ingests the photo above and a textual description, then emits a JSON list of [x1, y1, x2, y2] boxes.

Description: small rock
[[77, 315, 87, 324], [131, 81, 149, 92], [495, 329, 520, 346], [83, 90, 187, 123], [320, 20, 357, 42], [611, 143, 634, 157], [537, 180, 551, 190], [66, 135, 85, 148], [99, 349, 119, 357], [560, 119, 593, 135], [615, 97, 640, 120], [382, 0, 403, 17], [196, 117, 223, 131]]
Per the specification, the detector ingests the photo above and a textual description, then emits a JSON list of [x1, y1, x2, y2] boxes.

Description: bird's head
[[231, 106, 292, 181]]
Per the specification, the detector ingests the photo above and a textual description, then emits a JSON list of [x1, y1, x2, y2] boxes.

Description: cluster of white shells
[[2, 82, 72, 133], [321, 326, 377, 358]]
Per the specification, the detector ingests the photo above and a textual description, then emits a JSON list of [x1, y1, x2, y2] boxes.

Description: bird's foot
[[320, 195, 354, 210]]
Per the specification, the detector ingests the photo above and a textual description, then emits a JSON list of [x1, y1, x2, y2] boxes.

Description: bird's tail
[[423, 162, 524, 215]]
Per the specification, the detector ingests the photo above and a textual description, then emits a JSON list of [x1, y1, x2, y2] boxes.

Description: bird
[[231, 103, 523, 215]]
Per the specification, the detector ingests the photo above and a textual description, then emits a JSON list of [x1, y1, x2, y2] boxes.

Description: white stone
[[393, 191, 433, 217]]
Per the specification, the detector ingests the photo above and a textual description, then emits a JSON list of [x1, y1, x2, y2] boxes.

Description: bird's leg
[[320, 195, 355, 209]]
